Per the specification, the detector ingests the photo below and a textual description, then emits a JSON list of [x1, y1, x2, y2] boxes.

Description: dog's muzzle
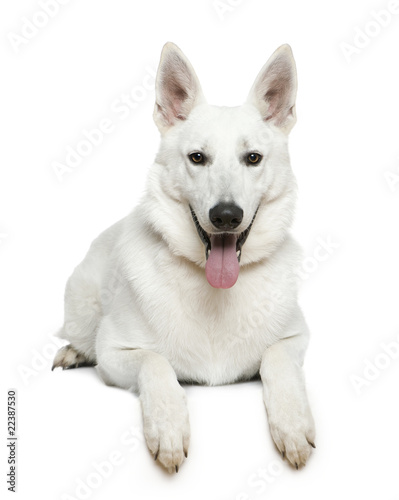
[[189, 205, 258, 289]]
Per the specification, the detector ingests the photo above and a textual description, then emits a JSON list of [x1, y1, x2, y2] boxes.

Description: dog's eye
[[246, 153, 262, 165], [189, 152, 206, 165]]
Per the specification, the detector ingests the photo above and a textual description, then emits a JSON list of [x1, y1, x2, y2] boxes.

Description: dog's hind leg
[[52, 268, 100, 371], [53, 228, 118, 370], [52, 344, 96, 370]]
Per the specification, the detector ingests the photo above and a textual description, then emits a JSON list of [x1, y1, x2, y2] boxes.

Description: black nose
[[209, 202, 243, 230]]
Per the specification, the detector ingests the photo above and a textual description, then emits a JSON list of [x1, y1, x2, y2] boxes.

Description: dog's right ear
[[153, 42, 206, 134]]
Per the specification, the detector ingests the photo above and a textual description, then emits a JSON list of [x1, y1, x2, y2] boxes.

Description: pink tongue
[[205, 234, 240, 289]]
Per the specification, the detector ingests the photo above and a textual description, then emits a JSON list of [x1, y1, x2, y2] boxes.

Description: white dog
[[53, 42, 315, 473]]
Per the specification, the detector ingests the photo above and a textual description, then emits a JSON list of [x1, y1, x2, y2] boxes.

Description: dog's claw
[[52, 345, 94, 371], [295, 462, 299, 470], [154, 450, 159, 461], [309, 442, 316, 449], [175, 465, 179, 473], [281, 451, 285, 459], [184, 450, 188, 458]]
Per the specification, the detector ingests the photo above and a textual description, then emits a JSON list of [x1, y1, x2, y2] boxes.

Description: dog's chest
[[125, 240, 292, 385], [160, 301, 269, 384], [139, 261, 279, 384]]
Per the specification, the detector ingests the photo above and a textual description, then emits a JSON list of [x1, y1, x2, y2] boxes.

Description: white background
[[2, 0, 399, 499]]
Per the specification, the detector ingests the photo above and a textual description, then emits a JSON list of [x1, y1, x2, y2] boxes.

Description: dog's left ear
[[153, 42, 206, 134], [246, 44, 297, 134]]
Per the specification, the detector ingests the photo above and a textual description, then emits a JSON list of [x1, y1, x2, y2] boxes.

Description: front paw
[[268, 408, 315, 468], [141, 387, 190, 473]]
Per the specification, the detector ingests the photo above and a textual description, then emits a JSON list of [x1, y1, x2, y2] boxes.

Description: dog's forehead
[[181, 104, 265, 150]]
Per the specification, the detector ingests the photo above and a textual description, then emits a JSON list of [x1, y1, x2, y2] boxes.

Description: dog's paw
[[141, 386, 190, 473], [268, 409, 315, 469], [52, 344, 94, 370]]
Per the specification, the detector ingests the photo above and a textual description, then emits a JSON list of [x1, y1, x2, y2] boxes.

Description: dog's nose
[[209, 202, 243, 230]]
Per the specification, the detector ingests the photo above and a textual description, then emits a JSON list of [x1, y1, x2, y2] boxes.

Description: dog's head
[[144, 42, 298, 289]]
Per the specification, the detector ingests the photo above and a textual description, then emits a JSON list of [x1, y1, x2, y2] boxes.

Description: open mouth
[[189, 206, 258, 289]]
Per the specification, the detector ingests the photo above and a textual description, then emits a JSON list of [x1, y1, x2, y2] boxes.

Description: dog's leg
[[52, 344, 96, 370], [260, 315, 315, 469], [97, 345, 190, 473]]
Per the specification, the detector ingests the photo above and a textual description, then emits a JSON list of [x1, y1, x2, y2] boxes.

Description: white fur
[[54, 42, 315, 472]]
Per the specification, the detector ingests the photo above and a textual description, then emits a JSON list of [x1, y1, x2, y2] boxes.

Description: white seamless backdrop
[[2, 1, 399, 499]]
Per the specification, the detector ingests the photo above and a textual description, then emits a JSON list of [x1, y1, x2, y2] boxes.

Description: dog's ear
[[153, 42, 205, 134], [246, 44, 297, 134]]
